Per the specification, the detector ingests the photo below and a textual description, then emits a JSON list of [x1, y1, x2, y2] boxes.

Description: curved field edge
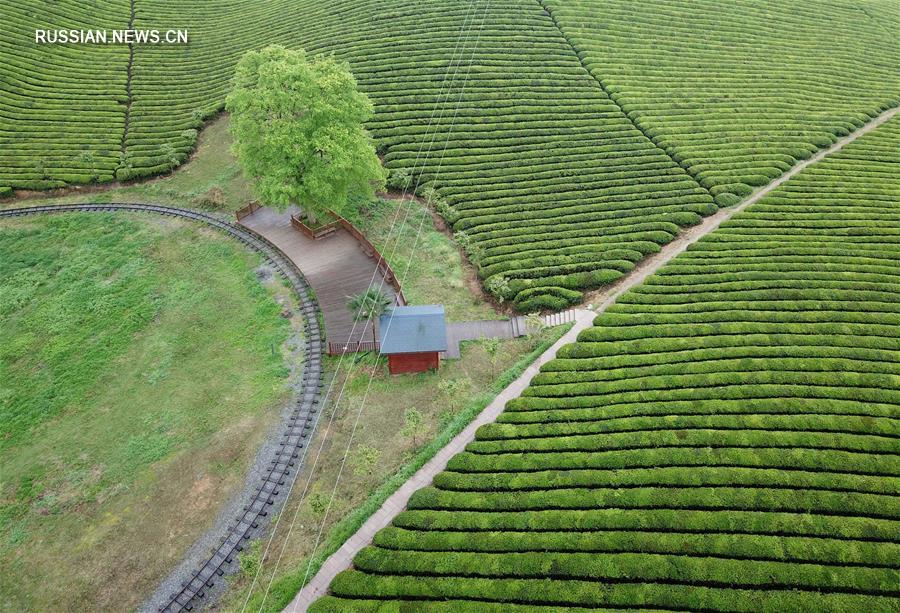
[[308, 113, 900, 610], [0, 212, 295, 611]]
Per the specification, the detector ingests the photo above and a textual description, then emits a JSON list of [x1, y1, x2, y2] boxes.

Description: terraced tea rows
[[3, 0, 897, 306], [0, 0, 130, 189], [542, 0, 900, 207], [310, 116, 900, 610], [3, 0, 719, 306]]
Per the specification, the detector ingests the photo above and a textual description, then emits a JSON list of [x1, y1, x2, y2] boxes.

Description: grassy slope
[[219, 326, 571, 612], [310, 113, 900, 610], [0, 213, 292, 611]]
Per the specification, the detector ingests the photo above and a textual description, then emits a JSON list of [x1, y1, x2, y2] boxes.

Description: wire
[[281, 2, 493, 611], [240, 3, 489, 611]]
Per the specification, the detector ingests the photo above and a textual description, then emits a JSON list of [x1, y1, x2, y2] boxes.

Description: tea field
[[542, 0, 900, 207], [2, 1, 900, 608], [310, 115, 900, 611], [4, 0, 897, 306]]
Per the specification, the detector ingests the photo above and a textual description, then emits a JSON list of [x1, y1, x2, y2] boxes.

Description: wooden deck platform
[[240, 206, 398, 348]]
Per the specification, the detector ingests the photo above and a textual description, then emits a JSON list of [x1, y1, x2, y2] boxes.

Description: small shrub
[[351, 445, 380, 477], [239, 540, 262, 577]]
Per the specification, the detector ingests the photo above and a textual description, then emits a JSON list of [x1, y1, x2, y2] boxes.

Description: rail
[[0, 203, 325, 613]]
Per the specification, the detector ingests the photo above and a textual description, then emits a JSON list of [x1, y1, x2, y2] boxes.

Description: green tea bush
[[315, 119, 900, 611], [540, 0, 900, 204]]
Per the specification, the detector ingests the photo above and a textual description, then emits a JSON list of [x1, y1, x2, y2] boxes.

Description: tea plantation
[[542, 0, 900, 208], [3, 0, 897, 306], [310, 117, 900, 610]]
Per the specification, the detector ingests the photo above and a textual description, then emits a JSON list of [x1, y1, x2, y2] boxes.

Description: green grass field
[[0, 213, 293, 610]]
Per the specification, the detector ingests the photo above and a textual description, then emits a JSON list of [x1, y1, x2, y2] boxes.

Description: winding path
[[287, 104, 899, 612], [0, 203, 325, 613]]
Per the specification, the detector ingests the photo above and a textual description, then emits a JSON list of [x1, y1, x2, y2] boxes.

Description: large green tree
[[226, 45, 386, 222]]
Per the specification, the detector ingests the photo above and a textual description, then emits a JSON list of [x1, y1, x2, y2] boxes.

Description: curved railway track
[[0, 203, 325, 612]]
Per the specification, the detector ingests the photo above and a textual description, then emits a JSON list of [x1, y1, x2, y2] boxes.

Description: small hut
[[378, 305, 448, 375]]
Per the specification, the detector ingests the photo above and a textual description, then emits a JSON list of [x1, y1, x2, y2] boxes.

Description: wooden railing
[[290, 214, 340, 240], [330, 212, 407, 306], [289, 209, 407, 306], [234, 201, 261, 221], [328, 340, 380, 355]]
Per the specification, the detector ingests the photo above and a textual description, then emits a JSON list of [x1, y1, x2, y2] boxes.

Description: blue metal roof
[[379, 305, 448, 354]]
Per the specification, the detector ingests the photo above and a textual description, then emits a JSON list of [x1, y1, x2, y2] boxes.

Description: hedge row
[[433, 466, 899, 497], [2, 0, 722, 306], [316, 119, 900, 610], [350, 547, 899, 593], [406, 486, 898, 519], [478, 412, 899, 441], [323, 570, 897, 611], [445, 446, 899, 477], [391, 508, 898, 542], [373, 526, 900, 567], [498, 398, 899, 424]]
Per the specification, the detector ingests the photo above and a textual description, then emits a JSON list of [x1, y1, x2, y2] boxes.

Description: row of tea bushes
[[1, 0, 713, 306], [311, 116, 900, 611], [0, 0, 129, 188], [541, 0, 900, 207]]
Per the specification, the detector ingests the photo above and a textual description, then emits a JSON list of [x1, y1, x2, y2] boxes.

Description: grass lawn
[[344, 196, 497, 322], [217, 327, 569, 611], [0, 212, 295, 611]]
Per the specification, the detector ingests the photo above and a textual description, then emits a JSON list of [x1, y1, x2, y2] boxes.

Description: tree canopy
[[226, 45, 386, 221]]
